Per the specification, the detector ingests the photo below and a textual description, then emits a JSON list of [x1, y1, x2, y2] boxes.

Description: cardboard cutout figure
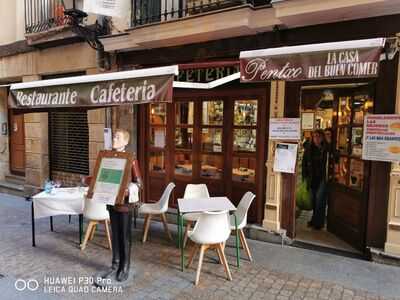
[[101, 129, 142, 282]]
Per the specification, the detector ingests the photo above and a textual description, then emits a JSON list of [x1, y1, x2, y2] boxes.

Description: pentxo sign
[[239, 39, 385, 82]]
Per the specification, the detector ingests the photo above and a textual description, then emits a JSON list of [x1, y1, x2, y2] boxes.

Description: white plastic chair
[[81, 198, 111, 251], [182, 184, 210, 246], [230, 192, 255, 261], [139, 182, 175, 243], [187, 210, 232, 285]]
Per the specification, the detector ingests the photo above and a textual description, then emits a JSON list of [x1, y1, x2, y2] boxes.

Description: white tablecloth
[[177, 197, 236, 214], [32, 187, 87, 219]]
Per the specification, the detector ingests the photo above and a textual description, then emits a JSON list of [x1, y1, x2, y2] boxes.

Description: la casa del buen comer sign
[[240, 47, 382, 82], [9, 75, 173, 109]]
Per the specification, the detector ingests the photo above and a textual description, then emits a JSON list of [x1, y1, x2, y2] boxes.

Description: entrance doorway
[[295, 83, 375, 253], [9, 109, 25, 175]]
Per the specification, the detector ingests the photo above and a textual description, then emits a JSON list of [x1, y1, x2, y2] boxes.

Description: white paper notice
[[273, 143, 298, 174], [362, 114, 400, 162], [92, 157, 127, 205], [269, 118, 301, 140]]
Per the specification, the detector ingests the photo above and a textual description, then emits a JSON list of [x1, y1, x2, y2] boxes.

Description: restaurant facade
[[1, 0, 400, 261], [104, 13, 400, 257]]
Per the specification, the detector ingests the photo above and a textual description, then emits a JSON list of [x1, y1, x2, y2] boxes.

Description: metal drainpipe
[[96, 15, 113, 128]]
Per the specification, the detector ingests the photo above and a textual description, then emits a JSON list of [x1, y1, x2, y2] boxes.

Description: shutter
[[49, 111, 89, 175]]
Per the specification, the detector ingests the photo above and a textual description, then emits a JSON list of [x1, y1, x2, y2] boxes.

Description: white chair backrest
[[158, 182, 176, 212], [84, 198, 109, 221], [235, 192, 255, 227], [184, 184, 210, 199], [191, 211, 230, 244]]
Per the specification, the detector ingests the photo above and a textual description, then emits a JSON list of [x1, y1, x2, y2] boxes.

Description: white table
[[177, 196, 240, 271], [31, 187, 87, 247]]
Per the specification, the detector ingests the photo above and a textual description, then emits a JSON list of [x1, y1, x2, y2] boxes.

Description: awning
[[9, 65, 178, 110], [239, 38, 386, 82]]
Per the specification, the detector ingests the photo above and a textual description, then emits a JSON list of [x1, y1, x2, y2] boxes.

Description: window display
[[234, 100, 257, 126], [149, 152, 165, 173], [351, 127, 363, 157], [150, 103, 167, 125], [202, 101, 223, 125], [176, 102, 194, 125], [233, 129, 256, 152], [150, 127, 166, 148], [175, 153, 192, 176], [175, 128, 193, 149], [232, 156, 256, 183], [337, 127, 349, 155], [200, 154, 223, 179], [202, 128, 222, 152], [338, 96, 351, 125]]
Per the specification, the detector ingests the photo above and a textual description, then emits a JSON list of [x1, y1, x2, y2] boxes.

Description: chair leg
[[104, 219, 112, 251], [187, 242, 199, 268], [89, 223, 97, 241], [81, 221, 95, 251], [142, 214, 152, 243], [195, 244, 207, 286], [217, 243, 232, 281], [215, 245, 223, 264], [161, 213, 173, 241], [239, 229, 253, 262], [183, 220, 192, 248]]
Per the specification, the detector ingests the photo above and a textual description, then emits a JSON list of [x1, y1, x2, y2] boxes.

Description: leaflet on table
[[273, 143, 298, 174], [92, 157, 127, 205], [362, 114, 400, 162]]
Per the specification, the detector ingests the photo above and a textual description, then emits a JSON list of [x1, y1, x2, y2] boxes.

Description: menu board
[[269, 118, 301, 140], [273, 143, 298, 174], [87, 150, 133, 205], [362, 114, 400, 162]]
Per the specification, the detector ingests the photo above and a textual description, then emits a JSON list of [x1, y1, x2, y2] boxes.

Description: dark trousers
[[310, 181, 327, 228]]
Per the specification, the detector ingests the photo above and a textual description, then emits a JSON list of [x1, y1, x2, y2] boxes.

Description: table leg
[[68, 215, 71, 224], [179, 212, 184, 271], [235, 214, 240, 268], [134, 205, 138, 229], [79, 214, 83, 245], [50, 216, 54, 232], [31, 201, 36, 247]]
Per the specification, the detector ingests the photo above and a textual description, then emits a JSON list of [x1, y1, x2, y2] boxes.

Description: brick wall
[[51, 171, 84, 187]]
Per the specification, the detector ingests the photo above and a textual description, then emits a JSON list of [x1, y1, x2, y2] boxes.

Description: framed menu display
[[87, 150, 133, 205]]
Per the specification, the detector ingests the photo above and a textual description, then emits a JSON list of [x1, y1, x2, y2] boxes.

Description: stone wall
[[0, 88, 9, 180]]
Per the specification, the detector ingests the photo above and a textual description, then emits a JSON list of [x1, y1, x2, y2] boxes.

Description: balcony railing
[[25, 0, 75, 34], [131, 0, 270, 27]]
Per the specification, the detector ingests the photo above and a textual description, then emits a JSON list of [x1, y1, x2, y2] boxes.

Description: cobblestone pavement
[[0, 193, 399, 300]]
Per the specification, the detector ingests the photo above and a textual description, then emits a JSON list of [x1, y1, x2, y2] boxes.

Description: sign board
[[273, 143, 298, 174], [269, 118, 301, 140], [362, 114, 400, 162], [84, 0, 130, 18], [301, 112, 314, 130], [87, 150, 133, 205], [9, 75, 174, 109], [240, 39, 384, 82]]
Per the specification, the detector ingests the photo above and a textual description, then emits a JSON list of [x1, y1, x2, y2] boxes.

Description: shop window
[[233, 129, 256, 152], [175, 153, 192, 176], [150, 127, 166, 148], [175, 128, 193, 149], [149, 152, 165, 173], [232, 156, 256, 183], [234, 100, 257, 126], [201, 128, 222, 152], [202, 101, 223, 125], [201, 154, 223, 179], [150, 103, 167, 125], [176, 102, 194, 125]]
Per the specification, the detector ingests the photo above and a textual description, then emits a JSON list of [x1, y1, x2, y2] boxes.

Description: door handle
[[13, 122, 18, 132]]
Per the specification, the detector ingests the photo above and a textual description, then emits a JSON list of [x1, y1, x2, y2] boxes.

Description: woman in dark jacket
[[302, 129, 328, 229]]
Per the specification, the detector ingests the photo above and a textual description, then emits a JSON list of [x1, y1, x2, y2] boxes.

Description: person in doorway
[[302, 129, 328, 230], [324, 128, 339, 182]]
